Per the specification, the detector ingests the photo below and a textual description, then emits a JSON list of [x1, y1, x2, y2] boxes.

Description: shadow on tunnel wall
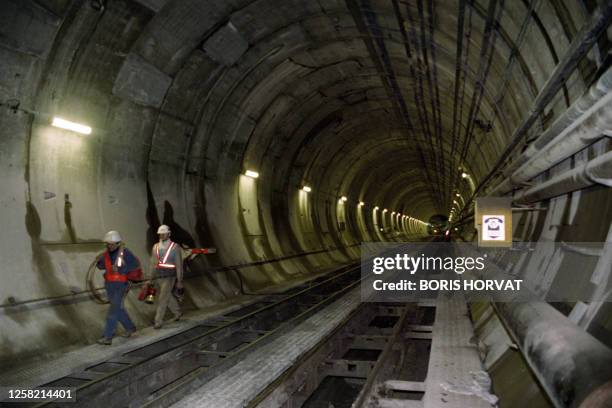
[[146, 181, 161, 250], [162, 201, 195, 248], [3, 202, 90, 369], [145, 181, 196, 249]]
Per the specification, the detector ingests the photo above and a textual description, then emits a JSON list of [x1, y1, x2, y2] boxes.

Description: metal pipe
[[462, 244, 612, 407], [471, 3, 612, 198], [514, 150, 612, 204], [491, 66, 612, 195], [495, 302, 612, 408]]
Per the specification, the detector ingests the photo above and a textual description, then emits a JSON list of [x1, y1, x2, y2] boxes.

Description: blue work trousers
[[103, 281, 135, 338]]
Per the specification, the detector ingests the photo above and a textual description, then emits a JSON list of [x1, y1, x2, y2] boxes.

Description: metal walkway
[[171, 288, 362, 407]]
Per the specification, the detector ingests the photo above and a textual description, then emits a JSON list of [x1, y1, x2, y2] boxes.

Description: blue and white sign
[[482, 215, 505, 241]]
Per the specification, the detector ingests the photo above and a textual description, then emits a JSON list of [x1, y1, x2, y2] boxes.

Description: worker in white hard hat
[[95, 231, 140, 345], [148, 224, 184, 329]]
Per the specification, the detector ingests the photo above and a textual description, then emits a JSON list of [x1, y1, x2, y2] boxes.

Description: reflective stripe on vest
[[156, 241, 176, 269], [103, 250, 128, 282]]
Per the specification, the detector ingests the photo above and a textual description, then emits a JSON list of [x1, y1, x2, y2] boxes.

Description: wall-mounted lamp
[[244, 170, 259, 178], [51, 117, 92, 135]]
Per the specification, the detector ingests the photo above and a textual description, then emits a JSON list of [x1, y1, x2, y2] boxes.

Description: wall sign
[[475, 197, 512, 247], [482, 215, 505, 241]]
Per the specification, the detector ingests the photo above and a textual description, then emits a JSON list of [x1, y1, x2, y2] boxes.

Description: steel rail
[[352, 304, 411, 407]]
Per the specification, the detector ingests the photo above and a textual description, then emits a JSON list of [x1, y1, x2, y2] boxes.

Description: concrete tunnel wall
[[0, 0, 610, 371]]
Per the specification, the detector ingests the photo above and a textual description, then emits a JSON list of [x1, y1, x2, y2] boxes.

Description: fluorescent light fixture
[[244, 170, 259, 178], [340, 196, 348, 202], [51, 117, 92, 135], [302, 186, 312, 193]]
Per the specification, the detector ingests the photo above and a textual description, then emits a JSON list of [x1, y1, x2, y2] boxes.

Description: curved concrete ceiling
[[0, 0, 603, 268]]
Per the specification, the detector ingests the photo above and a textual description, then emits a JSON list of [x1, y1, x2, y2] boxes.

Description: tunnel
[[0, 0, 611, 407]]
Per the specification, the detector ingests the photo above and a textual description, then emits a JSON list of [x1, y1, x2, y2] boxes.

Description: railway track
[[250, 301, 436, 408], [17, 263, 363, 408]]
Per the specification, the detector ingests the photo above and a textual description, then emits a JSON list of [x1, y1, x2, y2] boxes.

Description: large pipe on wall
[[491, 66, 612, 195], [473, 3, 612, 198], [465, 248, 612, 408], [495, 302, 612, 408], [514, 150, 612, 204]]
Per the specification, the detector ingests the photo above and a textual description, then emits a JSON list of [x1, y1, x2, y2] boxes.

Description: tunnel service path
[[0, 296, 260, 389], [170, 287, 362, 408], [423, 295, 494, 408]]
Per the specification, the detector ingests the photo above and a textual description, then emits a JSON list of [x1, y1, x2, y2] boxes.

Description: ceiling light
[[244, 170, 259, 178], [51, 117, 92, 135]]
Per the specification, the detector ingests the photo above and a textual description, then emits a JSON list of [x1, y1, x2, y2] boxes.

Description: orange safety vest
[[156, 241, 177, 269], [103, 249, 128, 282]]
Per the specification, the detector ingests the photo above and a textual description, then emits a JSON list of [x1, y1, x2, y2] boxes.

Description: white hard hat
[[157, 225, 171, 234], [103, 230, 122, 243]]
